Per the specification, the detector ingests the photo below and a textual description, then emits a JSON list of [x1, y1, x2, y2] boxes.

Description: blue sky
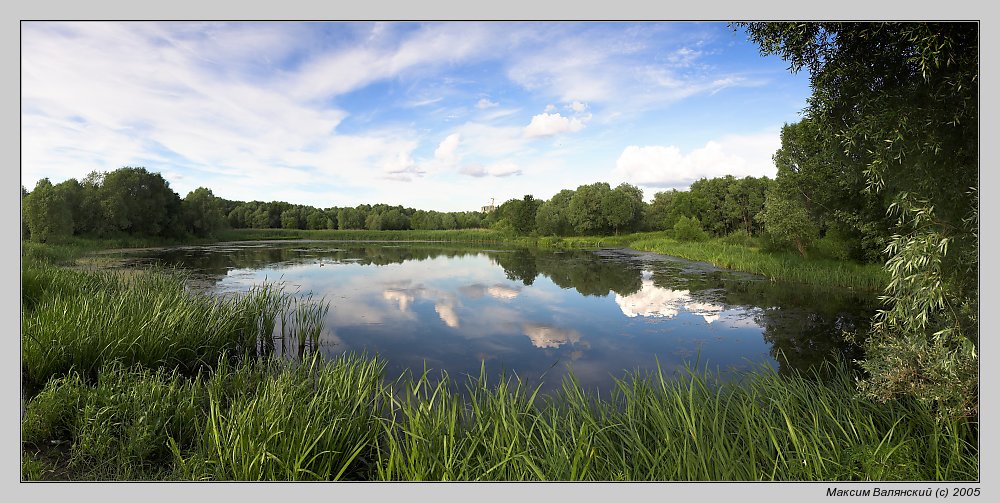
[[21, 21, 811, 212]]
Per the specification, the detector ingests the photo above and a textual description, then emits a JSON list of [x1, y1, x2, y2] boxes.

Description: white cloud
[[544, 104, 557, 113], [452, 122, 529, 157], [567, 101, 588, 113], [434, 133, 461, 165], [476, 98, 499, 109], [613, 131, 781, 189], [523, 113, 587, 138], [459, 161, 522, 178], [290, 22, 497, 101], [666, 47, 702, 67]]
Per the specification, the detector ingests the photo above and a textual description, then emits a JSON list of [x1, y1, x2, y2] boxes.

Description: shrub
[[673, 216, 707, 242]]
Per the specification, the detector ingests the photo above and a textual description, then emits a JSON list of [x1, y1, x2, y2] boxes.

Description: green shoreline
[[220, 228, 888, 291], [26, 228, 885, 291], [20, 238, 973, 481]]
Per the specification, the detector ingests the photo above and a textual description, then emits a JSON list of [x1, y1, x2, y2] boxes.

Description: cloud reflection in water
[[614, 278, 724, 324]]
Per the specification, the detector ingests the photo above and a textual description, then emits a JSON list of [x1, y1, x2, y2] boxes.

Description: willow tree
[[741, 22, 978, 418]]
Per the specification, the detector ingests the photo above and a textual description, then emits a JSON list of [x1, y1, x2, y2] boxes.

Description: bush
[[673, 216, 707, 241], [721, 229, 758, 247]]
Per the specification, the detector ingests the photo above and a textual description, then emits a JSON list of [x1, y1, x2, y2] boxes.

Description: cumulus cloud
[[567, 101, 588, 113], [19, 22, 507, 205], [613, 131, 781, 189], [434, 133, 461, 165], [523, 112, 587, 138], [476, 98, 499, 109], [380, 147, 426, 181]]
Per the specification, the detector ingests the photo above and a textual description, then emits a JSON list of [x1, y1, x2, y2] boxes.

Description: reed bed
[[21, 261, 284, 393], [627, 237, 887, 291], [371, 362, 976, 481], [22, 354, 386, 481], [22, 357, 977, 481]]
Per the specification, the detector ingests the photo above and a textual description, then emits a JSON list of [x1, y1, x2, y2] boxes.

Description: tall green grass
[[21, 261, 284, 393], [371, 361, 976, 481], [23, 357, 975, 481], [22, 354, 387, 481], [628, 236, 887, 291]]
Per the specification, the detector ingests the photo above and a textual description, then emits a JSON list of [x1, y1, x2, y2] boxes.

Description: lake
[[126, 241, 876, 394]]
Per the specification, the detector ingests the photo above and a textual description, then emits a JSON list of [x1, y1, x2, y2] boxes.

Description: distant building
[[481, 197, 496, 213]]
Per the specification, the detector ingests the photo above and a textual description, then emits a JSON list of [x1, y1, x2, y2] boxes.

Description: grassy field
[[20, 240, 974, 481]]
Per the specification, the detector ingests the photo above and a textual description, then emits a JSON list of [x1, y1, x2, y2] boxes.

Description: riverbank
[[23, 230, 886, 291], [20, 241, 974, 481], [213, 228, 887, 291]]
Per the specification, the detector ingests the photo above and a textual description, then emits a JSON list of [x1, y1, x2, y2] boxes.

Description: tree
[[771, 119, 886, 259], [306, 209, 330, 230], [742, 22, 978, 418], [23, 178, 73, 243], [511, 195, 541, 235], [99, 167, 183, 237], [535, 189, 575, 236], [756, 189, 819, 257], [603, 183, 644, 235], [182, 187, 227, 237], [20, 186, 29, 239], [568, 182, 611, 235]]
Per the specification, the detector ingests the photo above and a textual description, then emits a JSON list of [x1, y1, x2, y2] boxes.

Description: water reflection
[[132, 241, 876, 393], [522, 323, 582, 349], [615, 276, 725, 324]]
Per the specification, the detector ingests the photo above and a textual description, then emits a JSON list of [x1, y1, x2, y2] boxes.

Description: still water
[[131, 241, 876, 394]]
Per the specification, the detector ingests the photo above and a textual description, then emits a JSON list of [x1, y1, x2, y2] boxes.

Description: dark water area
[[127, 241, 877, 394]]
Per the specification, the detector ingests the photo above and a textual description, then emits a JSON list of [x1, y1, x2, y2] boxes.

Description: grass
[[21, 260, 285, 394], [627, 235, 888, 291], [22, 355, 978, 481]]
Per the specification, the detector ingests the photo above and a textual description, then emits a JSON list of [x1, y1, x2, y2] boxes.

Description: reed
[[371, 360, 976, 481], [21, 262, 284, 393], [627, 236, 887, 291], [21, 355, 976, 481]]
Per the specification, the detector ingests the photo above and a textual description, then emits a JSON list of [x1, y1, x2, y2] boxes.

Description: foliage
[[603, 183, 644, 235], [643, 176, 772, 237], [23, 178, 74, 243], [741, 22, 978, 419], [182, 187, 228, 238], [857, 193, 978, 419], [757, 188, 820, 258], [672, 215, 708, 242], [567, 182, 610, 235], [535, 189, 575, 236]]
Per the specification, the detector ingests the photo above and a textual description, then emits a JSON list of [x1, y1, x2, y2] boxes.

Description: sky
[[20, 21, 812, 212]]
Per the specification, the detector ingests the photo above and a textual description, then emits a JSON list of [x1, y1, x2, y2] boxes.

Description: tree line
[[20, 167, 487, 243], [22, 164, 786, 248]]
